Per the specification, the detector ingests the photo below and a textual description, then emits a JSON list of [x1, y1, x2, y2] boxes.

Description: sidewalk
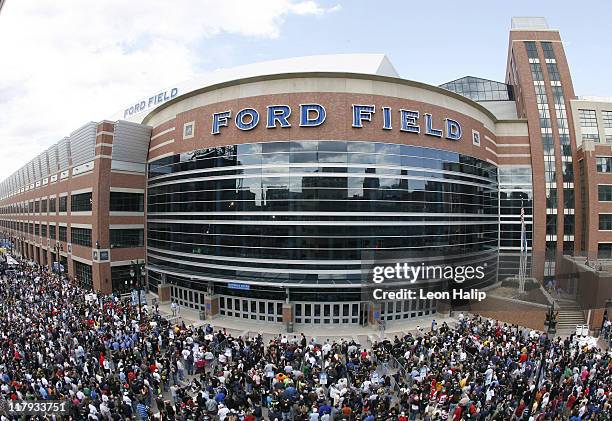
[[149, 294, 458, 345]]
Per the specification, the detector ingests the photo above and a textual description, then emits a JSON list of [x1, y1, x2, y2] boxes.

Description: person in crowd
[[0, 256, 611, 420]]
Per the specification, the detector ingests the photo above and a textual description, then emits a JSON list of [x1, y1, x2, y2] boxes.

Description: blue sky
[[1, 0, 611, 179], [207, 0, 612, 96]]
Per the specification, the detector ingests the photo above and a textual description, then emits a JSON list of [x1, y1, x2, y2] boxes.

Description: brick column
[[368, 301, 382, 326], [203, 295, 220, 319], [157, 284, 172, 303], [282, 303, 294, 332], [92, 122, 114, 293]]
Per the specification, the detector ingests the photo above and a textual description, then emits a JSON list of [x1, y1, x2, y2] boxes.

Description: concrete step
[[555, 308, 585, 331]]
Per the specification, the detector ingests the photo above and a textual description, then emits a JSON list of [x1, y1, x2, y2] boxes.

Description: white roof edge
[[110, 54, 399, 123], [575, 96, 612, 104], [510, 17, 550, 30]]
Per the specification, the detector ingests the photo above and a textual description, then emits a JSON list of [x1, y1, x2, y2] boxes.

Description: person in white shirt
[[218, 403, 230, 421]]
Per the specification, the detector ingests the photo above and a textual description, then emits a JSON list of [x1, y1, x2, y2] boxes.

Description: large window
[[59, 196, 67, 212], [147, 141, 499, 288], [49, 197, 56, 213], [540, 41, 555, 60], [74, 261, 93, 290], [599, 214, 612, 231], [71, 192, 92, 212], [71, 227, 92, 247], [110, 192, 144, 212], [110, 229, 144, 248], [111, 266, 135, 294], [525, 41, 538, 59], [59, 226, 67, 242], [41, 199, 47, 213], [439, 76, 514, 102]]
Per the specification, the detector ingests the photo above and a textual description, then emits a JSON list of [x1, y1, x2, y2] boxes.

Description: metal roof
[[111, 54, 399, 122]]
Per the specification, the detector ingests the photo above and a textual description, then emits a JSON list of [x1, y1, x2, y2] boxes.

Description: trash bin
[[287, 321, 294, 333], [199, 310, 206, 321]]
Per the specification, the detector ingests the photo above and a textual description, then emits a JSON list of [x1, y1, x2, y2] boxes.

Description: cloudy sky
[[1, 0, 611, 180]]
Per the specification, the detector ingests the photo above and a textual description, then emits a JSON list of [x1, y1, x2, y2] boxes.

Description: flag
[[520, 205, 527, 255], [518, 202, 528, 292]]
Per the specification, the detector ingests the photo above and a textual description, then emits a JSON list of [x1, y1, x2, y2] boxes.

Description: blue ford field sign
[[124, 87, 179, 118], [211, 103, 462, 140]]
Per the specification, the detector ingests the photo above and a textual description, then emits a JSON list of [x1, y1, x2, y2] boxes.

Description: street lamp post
[[130, 261, 146, 320], [53, 242, 63, 274]]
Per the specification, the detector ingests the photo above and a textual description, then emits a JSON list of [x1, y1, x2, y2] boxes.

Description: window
[[563, 188, 574, 209], [41, 199, 47, 213], [598, 243, 612, 259], [59, 226, 67, 242], [41, 224, 47, 238], [74, 261, 93, 290], [472, 130, 481, 147], [49, 224, 56, 240], [546, 214, 557, 235], [109, 192, 144, 212], [579, 109, 598, 127], [547, 63, 560, 81], [603, 111, 612, 128], [183, 121, 195, 139], [110, 229, 144, 248], [111, 266, 134, 294], [583, 134, 600, 143], [599, 214, 612, 231], [49, 197, 56, 213], [439, 76, 514, 102], [596, 157, 612, 173], [564, 214, 574, 236], [34, 223, 39, 236], [541, 42, 555, 60], [34, 200, 40, 213], [71, 192, 92, 212], [71, 227, 92, 247], [599, 185, 612, 201], [525, 41, 538, 59], [59, 196, 67, 212]]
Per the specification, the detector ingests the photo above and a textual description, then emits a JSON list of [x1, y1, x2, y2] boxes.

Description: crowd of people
[[0, 256, 610, 420]]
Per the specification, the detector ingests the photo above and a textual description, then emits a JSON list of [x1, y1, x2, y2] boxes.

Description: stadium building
[[0, 17, 610, 328]]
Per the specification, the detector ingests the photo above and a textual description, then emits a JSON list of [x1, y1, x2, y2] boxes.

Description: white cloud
[[0, 0, 338, 181]]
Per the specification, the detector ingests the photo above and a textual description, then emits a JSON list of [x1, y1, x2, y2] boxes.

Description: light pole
[[53, 242, 63, 274], [130, 260, 146, 320]]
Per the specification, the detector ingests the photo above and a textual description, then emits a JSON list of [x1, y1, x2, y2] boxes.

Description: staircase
[[555, 301, 586, 334]]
